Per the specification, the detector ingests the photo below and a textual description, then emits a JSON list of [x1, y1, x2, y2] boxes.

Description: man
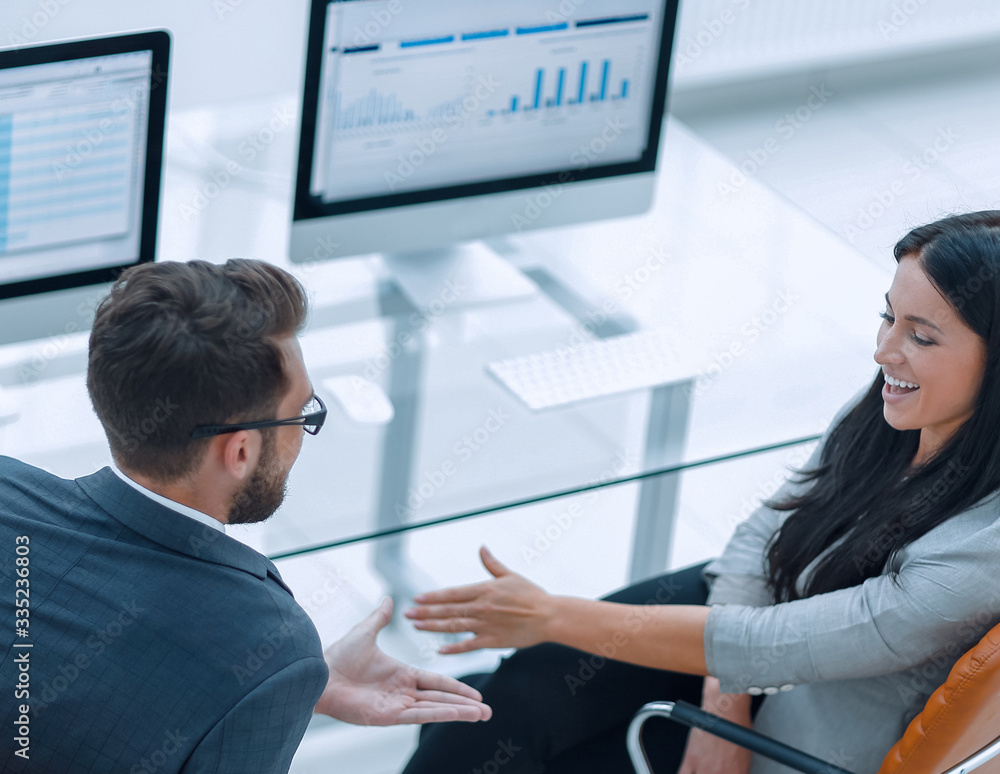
[[0, 259, 490, 772]]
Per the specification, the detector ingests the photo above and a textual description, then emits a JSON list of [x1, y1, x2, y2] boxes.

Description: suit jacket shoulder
[[0, 458, 328, 773]]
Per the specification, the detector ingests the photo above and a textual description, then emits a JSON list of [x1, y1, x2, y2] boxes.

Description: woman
[[401, 211, 1000, 774]]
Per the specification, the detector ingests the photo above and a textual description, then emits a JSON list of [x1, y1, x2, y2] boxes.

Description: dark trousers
[[402, 562, 717, 774]]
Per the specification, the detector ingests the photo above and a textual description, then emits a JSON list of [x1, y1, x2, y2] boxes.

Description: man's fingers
[[412, 670, 485, 701], [350, 596, 393, 639], [411, 689, 486, 706], [396, 702, 491, 724]]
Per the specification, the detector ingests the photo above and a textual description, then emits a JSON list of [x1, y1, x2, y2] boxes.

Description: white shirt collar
[[110, 463, 226, 533]]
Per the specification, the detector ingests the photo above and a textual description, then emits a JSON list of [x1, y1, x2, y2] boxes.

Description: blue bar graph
[[335, 90, 422, 130], [576, 62, 588, 104], [495, 59, 632, 116]]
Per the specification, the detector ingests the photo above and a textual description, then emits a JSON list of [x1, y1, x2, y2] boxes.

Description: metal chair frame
[[627, 699, 1000, 774]]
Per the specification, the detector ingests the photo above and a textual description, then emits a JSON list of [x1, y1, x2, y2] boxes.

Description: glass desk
[[0, 113, 892, 598]]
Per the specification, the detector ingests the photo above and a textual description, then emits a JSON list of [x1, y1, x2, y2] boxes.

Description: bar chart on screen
[[315, 3, 659, 200]]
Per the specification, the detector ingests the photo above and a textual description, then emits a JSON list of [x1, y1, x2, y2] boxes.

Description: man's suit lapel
[[75, 467, 294, 596]]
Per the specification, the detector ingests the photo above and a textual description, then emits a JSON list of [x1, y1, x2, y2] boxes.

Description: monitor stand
[[381, 241, 538, 310]]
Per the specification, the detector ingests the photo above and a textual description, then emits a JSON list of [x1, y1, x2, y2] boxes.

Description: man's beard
[[226, 431, 289, 525]]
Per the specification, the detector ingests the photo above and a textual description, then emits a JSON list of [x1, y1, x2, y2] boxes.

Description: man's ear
[[218, 430, 258, 481]]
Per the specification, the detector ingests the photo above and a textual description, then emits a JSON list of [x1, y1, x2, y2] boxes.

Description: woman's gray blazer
[[702, 397, 1000, 774]]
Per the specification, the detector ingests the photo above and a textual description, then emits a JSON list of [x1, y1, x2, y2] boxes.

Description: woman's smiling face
[[874, 254, 987, 463]]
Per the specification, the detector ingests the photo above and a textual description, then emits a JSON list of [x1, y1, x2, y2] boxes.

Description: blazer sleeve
[[705, 495, 1000, 694], [180, 656, 329, 774], [702, 433, 832, 608]]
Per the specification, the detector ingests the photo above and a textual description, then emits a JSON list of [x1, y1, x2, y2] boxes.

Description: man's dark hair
[[87, 259, 309, 482]]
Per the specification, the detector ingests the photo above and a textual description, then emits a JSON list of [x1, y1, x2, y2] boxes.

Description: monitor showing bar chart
[[308, 0, 665, 205]]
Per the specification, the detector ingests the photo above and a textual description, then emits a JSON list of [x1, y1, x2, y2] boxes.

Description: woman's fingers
[[438, 635, 491, 655], [405, 602, 480, 621], [480, 545, 512, 577], [413, 582, 487, 605], [412, 616, 479, 634]]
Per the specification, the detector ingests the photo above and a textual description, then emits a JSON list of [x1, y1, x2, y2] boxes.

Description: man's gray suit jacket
[[0, 456, 328, 773]]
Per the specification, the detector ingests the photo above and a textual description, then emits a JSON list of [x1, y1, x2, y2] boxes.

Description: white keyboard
[[487, 328, 688, 411]]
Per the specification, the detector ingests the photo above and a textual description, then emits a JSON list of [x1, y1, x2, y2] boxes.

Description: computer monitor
[[0, 31, 170, 347], [290, 0, 678, 306]]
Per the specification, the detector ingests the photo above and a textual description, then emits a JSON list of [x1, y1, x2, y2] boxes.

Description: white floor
[[285, 44, 1000, 774]]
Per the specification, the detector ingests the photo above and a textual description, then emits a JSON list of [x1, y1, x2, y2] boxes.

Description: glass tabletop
[[0, 111, 892, 565]]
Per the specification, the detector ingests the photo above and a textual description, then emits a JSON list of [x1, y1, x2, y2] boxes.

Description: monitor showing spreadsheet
[[0, 31, 169, 306]]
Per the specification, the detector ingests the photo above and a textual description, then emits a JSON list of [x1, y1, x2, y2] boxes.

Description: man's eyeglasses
[[190, 394, 327, 439]]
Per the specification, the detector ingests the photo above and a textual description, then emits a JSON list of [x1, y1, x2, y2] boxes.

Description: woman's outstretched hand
[[405, 547, 556, 654]]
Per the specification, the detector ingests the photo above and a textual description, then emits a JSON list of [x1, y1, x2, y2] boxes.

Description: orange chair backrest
[[877, 622, 1000, 774]]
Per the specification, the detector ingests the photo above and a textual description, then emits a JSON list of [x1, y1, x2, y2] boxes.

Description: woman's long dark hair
[[766, 211, 1000, 602]]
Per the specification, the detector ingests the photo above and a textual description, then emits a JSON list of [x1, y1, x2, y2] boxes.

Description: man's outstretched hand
[[314, 597, 493, 726]]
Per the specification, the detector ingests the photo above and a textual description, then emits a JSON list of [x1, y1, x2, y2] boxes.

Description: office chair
[[627, 621, 1000, 774]]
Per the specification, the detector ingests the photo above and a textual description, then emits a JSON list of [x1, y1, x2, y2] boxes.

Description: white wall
[[6, 0, 1000, 110], [0, 0, 310, 110]]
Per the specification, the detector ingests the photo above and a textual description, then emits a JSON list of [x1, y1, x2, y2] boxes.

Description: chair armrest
[[627, 700, 855, 774]]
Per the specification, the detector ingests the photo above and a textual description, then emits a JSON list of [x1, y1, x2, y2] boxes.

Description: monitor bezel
[[0, 30, 170, 301], [293, 0, 679, 222]]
